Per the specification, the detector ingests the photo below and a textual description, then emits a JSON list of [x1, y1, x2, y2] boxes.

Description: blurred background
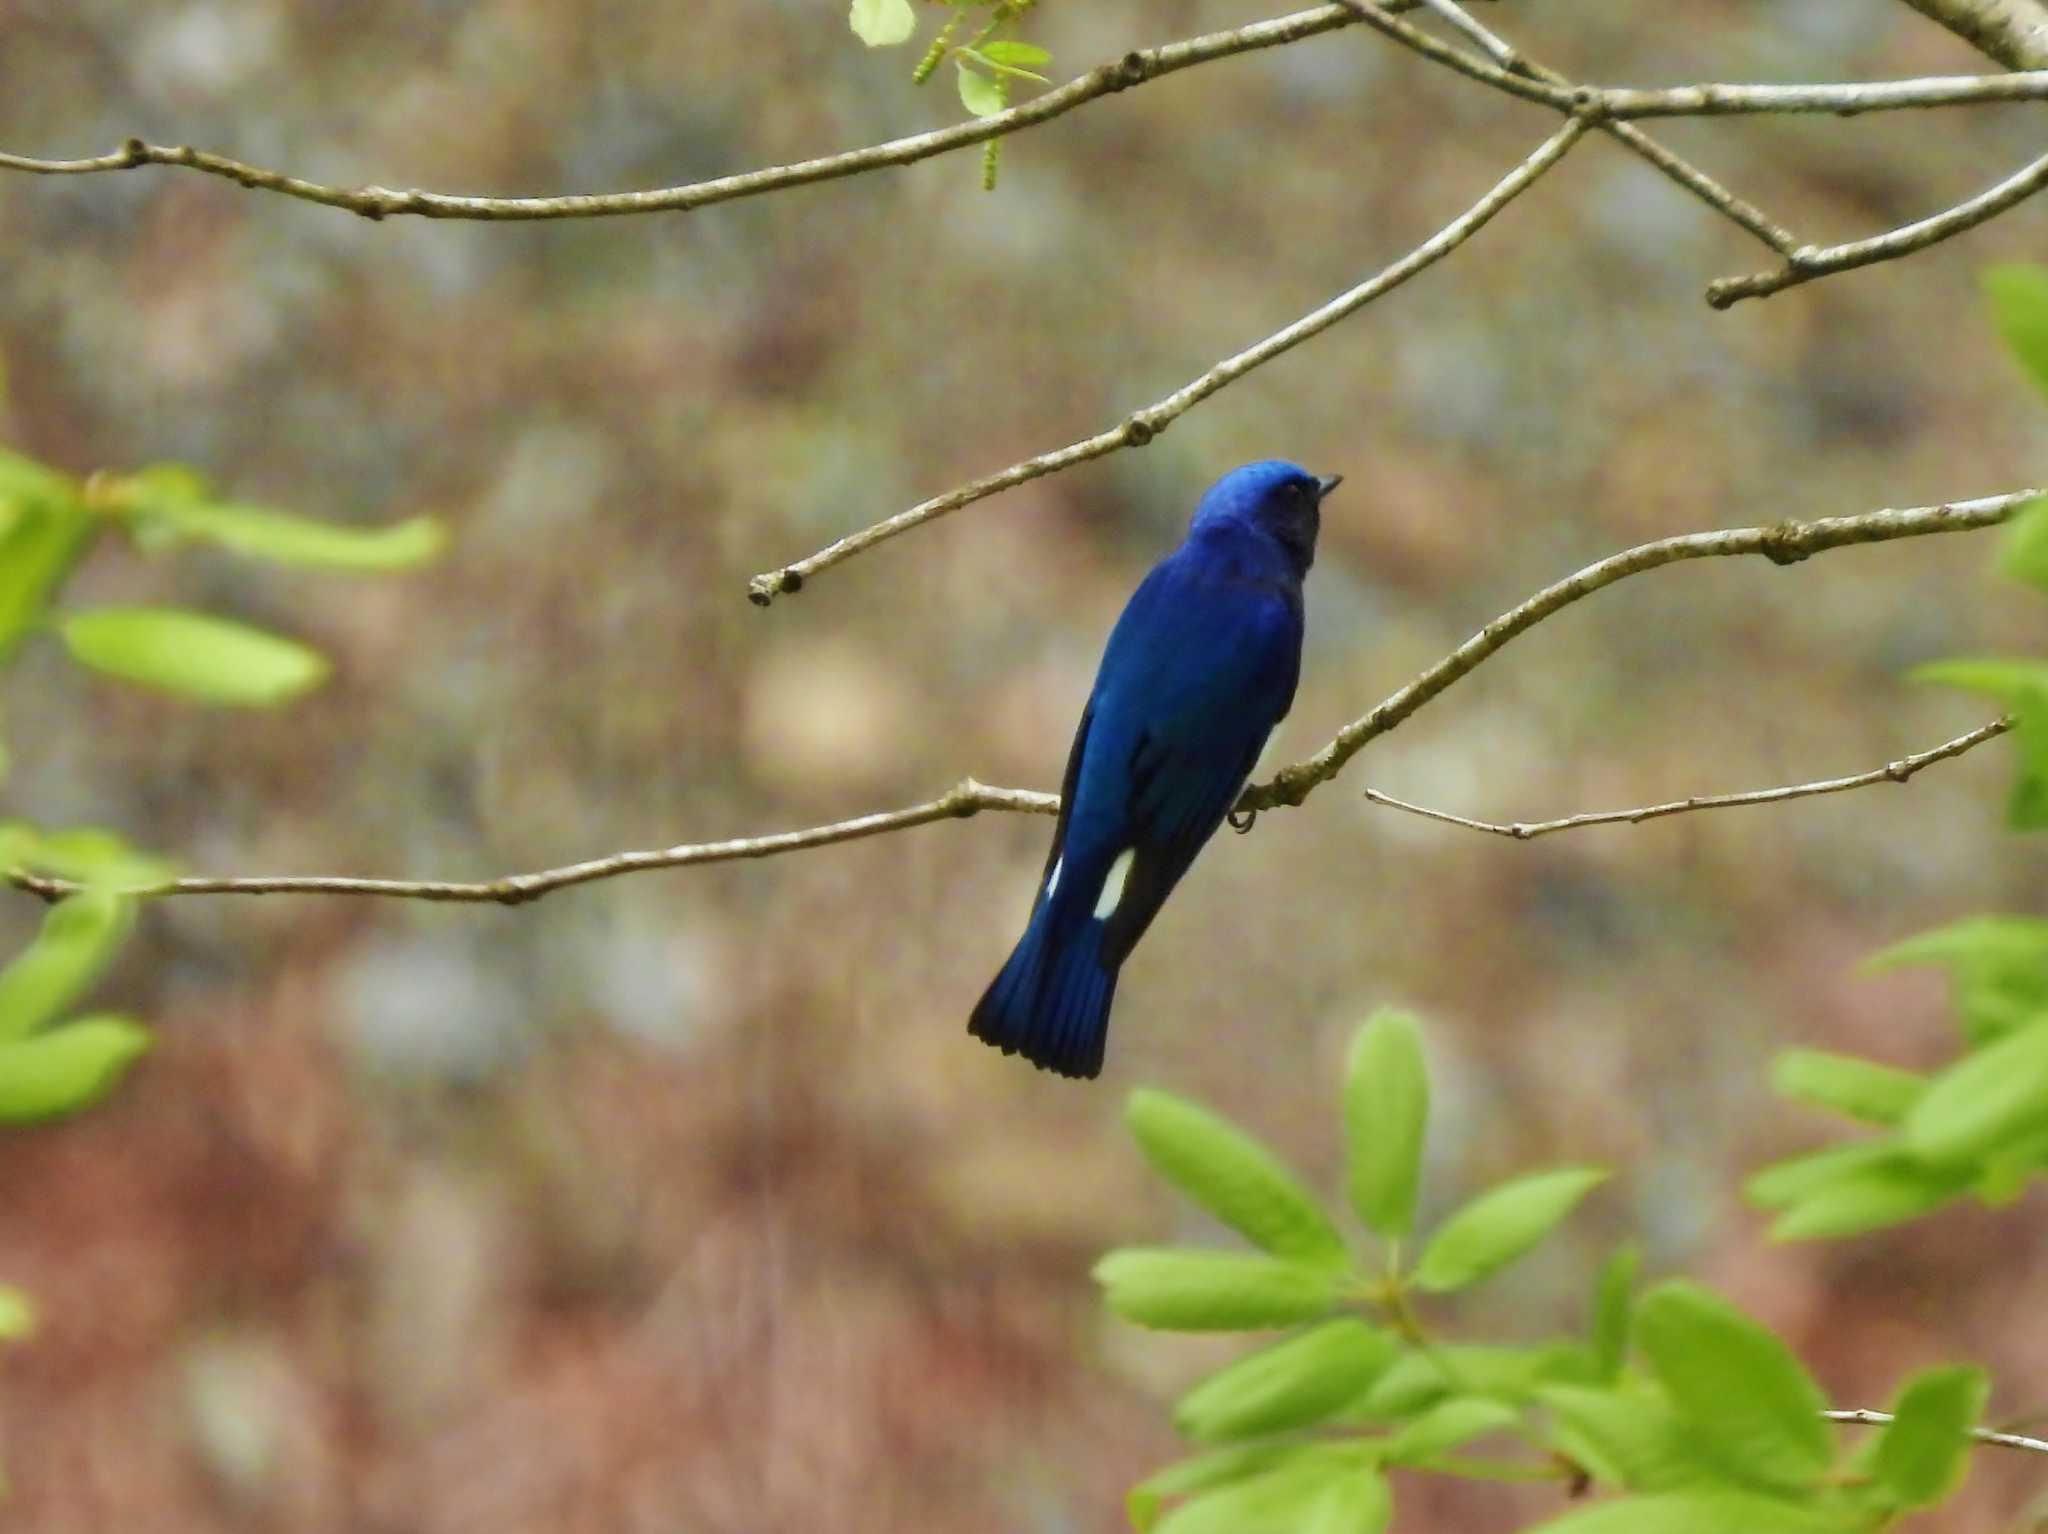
[[3, 0, 2048, 1528]]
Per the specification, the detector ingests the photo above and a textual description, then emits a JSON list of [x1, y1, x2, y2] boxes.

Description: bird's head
[[1189, 459, 1342, 576]]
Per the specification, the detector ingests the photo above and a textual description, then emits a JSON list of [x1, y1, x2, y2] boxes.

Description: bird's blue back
[[969, 460, 1334, 1079]]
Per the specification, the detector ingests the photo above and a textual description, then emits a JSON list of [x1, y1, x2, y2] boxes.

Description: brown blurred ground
[[3, 1, 2048, 1529]]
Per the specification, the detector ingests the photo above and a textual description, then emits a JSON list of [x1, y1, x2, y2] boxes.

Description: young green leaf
[[1174, 1319, 1399, 1442], [1125, 1088, 1347, 1268], [1635, 1281, 1832, 1494], [1771, 1049, 1926, 1126], [0, 1286, 33, 1340], [1299, 1470, 1391, 1534], [1413, 1168, 1606, 1292], [1870, 916, 2048, 1044], [1768, 1156, 1971, 1241], [1984, 264, 2048, 399], [1539, 1384, 1704, 1492], [1528, 1488, 1857, 1534], [2002, 498, 2048, 591], [0, 496, 95, 665], [9, 824, 177, 889], [1383, 1397, 1521, 1465], [0, 1014, 151, 1123], [124, 495, 446, 572], [955, 60, 1007, 117], [1155, 1459, 1350, 1534], [1591, 1243, 1640, 1381], [1128, 1446, 1301, 1534], [1344, 1009, 1429, 1239], [979, 40, 1052, 68], [1746, 1139, 1898, 1209], [1093, 1248, 1343, 1332], [0, 890, 134, 1041], [61, 607, 330, 706], [848, 0, 916, 47], [1906, 1016, 2048, 1166], [1871, 1364, 1987, 1510]]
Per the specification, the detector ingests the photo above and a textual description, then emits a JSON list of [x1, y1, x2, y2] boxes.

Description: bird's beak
[[1315, 473, 1344, 501]]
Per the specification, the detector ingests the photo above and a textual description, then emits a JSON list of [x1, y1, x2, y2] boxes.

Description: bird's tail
[[969, 906, 1118, 1080]]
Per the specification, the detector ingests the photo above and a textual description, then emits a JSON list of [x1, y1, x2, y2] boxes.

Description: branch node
[[119, 137, 147, 167], [1569, 84, 1606, 120], [747, 569, 798, 606], [1123, 413, 1160, 447], [1759, 521, 1814, 565], [1111, 51, 1149, 90]]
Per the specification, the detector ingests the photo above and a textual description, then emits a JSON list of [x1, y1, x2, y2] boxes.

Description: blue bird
[[970, 460, 1340, 1079]]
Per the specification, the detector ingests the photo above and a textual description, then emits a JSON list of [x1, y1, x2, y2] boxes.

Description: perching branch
[[1824, 1407, 2048, 1456], [744, 118, 1587, 604], [11, 491, 2023, 905], [1360, 718, 2013, 840], [1239, 490, 2036, 811]]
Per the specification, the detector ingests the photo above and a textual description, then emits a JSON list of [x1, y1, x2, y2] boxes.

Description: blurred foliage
[[1107, 1015, 1992, 1534], [1749, 271, 2048, 1239], [0, 445, 441, 1118]]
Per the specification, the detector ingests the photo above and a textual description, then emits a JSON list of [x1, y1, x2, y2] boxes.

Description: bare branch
[[1896, 0, 2048, 69], [1239, 490, 2036, 812], [0, 6, 1381, 221], [745, 119, 1588, 604], [1708, 146, 2048, 307], [1334, 0, 2048, 117], [7, 780, 1056, 906], [1397, 0, 1798, 255], [1825, 1407, 2048, 1456], [1360, 719, 2013, 840]]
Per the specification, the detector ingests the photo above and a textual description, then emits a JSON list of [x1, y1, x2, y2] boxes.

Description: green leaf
[[1771, 1049, 1926, 1126], [0, 890, 134, 1041], [1747, 1140, 1898, 1209], [1870, 916, 2048, 1045], [0, 1014, 150, 1123], [1635, 1281, 1832, 1494], [0, 1287, 33, 1340], [955, 60, 1007, 117], [1911, 660, 2048, 828], [1769, 1156, 1972, 1240], [0, 492, 95, 664], [980, 40, 1051, 68], [61, 607, 330, 706], [1349, 1344, 1581, 1420], [1155, 1460, 1349, 1534], [1384, 1398, 1521, 1465], [1344, 1009, 1429, 1239], [1094, 1248, 1343, 1332], [1174, 1319, 1399, 1442], [5, 823, 177, 889], [1299, 1470, 1391, 1534], [1540, 1384, 1704, 1492], [1871, 1365, 1986, 1510], [848, 0, 916, 46], [1124, 1088, 1348, 1268], [1907, 1017, 2048, 1166], [124, 490, 446, 571], [958, 45, 1048, 82], [1128, 1447, 1301, 1533], [1529, 1488, 1858, 1534], [1985, 264, 2048, 399], [2001, 498, 2048, 591], [1414, 1168, 1606, 1292], [1591, 1243, 1640, 1381]]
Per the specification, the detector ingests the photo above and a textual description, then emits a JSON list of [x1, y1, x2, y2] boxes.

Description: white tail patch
[[1094, 848, 1136, 919], [1045, 857, 1062, 898]]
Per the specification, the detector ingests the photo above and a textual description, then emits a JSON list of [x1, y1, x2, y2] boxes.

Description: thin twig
[[7, 491, 2022, 904], [1237, 490, 2035, 811], [1361, 718, 2013, 840], [1895, 0, 2048, 70], [6, 780, 1056, 906], [1824, 1407, 2048, 1456], [1708, 146, 2048, 306], [744, 119, 1587, 603], [0, 6, 1376, 221], [1398, 0, 1798, 255]]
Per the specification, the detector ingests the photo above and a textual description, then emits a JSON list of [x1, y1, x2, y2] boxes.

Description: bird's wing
[[1075, 560, 1304, 969]]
